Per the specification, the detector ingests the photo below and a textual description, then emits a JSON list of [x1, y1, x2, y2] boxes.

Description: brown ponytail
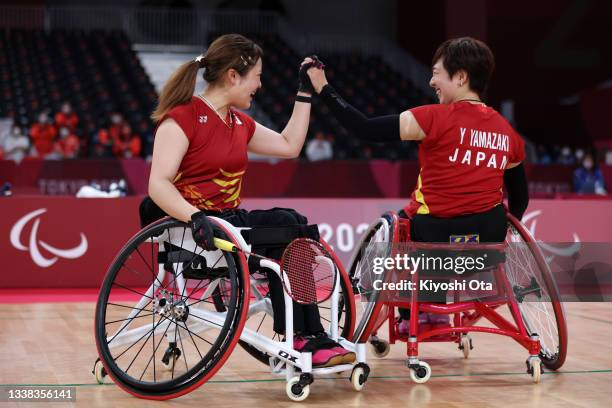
[[151, 34, 263, 123], [151, 60, 201, 122]]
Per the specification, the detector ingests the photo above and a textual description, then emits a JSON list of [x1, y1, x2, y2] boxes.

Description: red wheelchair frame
[[352, 211, 567, 383]]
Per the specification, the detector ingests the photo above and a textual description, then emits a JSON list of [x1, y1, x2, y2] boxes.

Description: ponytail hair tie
[[195, 54, 206, 68]]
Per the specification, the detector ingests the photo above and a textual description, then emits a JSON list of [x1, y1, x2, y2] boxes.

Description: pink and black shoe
[[294, 332, 356, 367]]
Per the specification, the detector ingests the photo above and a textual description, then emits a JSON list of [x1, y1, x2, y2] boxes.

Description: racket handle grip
[[214, 238, 237, 252]]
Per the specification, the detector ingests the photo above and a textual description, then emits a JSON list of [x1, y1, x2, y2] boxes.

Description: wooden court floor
[[1, 302, 611, 407]]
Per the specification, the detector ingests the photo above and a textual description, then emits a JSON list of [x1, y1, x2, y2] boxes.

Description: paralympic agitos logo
[[9, 208, 88, 268]]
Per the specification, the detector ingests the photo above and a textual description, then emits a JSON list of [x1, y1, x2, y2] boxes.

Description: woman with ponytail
[[141, 34, 355, 367]]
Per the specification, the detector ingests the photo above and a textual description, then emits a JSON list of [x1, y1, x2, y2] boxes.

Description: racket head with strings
[[280, 238, 338, 305]]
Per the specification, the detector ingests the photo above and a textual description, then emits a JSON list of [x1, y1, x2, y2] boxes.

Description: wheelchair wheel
[[94, 217, 250, 399], [349, 213, 397, 343], [505, 214, 568, 370], [212, 238, 356, 365]]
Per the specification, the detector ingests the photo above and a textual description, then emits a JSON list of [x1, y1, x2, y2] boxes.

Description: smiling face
[[429, 58, 463, 104], [227, 58, 262, 110]]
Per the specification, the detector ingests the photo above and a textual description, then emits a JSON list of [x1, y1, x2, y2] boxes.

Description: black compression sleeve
[[503, 163, 529, 220], [319, 84, 400, 142]]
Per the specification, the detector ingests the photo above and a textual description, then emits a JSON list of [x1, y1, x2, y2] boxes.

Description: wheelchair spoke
[[111, 282, 154, 301], [255, 313, 267, 333], [117, 314, 168, 367], [184, 311, 224, 329], [107, 301, 152, 313], [134, 246, 163, 288], [177, 319, 189, 372], [105, 312, 156, 325], [139, 313, 175, 382], [173, 317, 215, 349], [107, 300, 155, 345]]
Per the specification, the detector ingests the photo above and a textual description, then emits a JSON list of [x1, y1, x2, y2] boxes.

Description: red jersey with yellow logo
[[160, 96, 256, 211], [405, 102, 525, 218]]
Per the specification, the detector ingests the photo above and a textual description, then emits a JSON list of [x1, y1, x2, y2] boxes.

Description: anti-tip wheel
[[93, 358, 108, 384], [527, 357, 542, 383], [370, 339, 390, 358], [409, 361, 432, 384], [286, 377, 310, 402], [459, 334, 473, 359], [350, 366, 366, 391]]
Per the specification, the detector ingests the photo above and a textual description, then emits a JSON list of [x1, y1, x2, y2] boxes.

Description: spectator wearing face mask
[[1, 125, 30, 163], [54, 126, 80, 158], [573, 152, 607, 195], [30, 112, 57, 158], [112, 123, 141, 158], [54, 101, 79, 132]]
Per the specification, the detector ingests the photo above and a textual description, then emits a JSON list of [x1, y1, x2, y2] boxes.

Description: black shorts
[[402, 205, 507, 244]]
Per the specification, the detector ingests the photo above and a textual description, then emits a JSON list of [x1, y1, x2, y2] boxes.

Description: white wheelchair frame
[[96, 216, 368, 401]]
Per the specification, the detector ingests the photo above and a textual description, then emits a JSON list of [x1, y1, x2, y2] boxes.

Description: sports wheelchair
[[348, 211, 567, 384], [93, 216, 368, 401]]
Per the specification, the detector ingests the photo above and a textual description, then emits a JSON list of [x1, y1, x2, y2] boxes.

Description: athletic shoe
[[293, 333, 354, 367], [397, 313, 429, 335]]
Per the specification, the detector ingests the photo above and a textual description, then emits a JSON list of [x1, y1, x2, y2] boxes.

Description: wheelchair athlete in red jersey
[[307, 37, 529, 332], [143, 34, 354, 367]]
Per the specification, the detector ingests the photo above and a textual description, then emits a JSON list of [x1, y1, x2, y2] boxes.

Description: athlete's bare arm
[[148, 118, 200, 222], [399, 110, 426, 141]]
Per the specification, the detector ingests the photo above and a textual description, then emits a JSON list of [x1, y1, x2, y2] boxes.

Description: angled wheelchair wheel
[[349, 212, 397, 343], [212, 238, 356, 365], [94, 217, 250, 400], [505, 214, 568, 370]]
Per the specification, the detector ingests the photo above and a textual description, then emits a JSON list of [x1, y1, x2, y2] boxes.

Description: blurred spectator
[[1, 125, 30, 163], [54, 126, 80, 158], [557, 145, 575, 165], [573, 153, 607, 195], [575, 148, 585, 163], [54, 101, 79, 132], [137, 119, 154, 160], [536, 144, 552, 164], [305, 131, 333, 161], [30, 112, 57, 158], [108, 112, 125, 141], [112, 124, 141, 158], [92, 128, 112, 157]]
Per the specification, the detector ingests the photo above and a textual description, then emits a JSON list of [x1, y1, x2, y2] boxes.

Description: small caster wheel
[[286, 377, 310, 402], [370, 339, 390, 358], [409, 361, 431, 384], [526, 357, 542, 383], [350, 366, 367, 391], [161, 344, 182, 371], [459, 334, 473, 359], [92, 358, 107, 384]]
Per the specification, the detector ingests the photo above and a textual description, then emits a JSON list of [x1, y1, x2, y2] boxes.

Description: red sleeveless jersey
[[160, 96, 256, 211], [406, 102, 525, 218]]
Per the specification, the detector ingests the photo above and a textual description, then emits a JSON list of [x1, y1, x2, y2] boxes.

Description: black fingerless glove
[[298, 55, 325, 94], [190, 211, 215, 250]]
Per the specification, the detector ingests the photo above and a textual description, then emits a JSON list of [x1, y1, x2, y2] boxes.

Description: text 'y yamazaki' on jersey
[[159, 96, 256, 211], [406, 101, 525, 218]]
